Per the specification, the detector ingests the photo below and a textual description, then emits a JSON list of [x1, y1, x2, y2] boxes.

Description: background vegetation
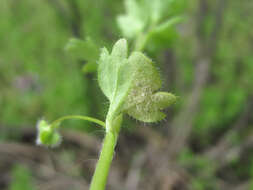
[[0, 0, 253, 189]]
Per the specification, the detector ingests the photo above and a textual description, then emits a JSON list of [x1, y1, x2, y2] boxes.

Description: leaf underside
[[98, 39, 177, 123], [98, 39, 136, 117], [123, 53, 176, 122]]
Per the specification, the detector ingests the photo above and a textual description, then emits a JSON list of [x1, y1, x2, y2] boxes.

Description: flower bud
[[36, 120, 61, 147]]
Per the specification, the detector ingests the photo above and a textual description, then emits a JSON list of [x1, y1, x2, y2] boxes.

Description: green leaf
[[98, 39, 136, 123], [117, 0, 147, 39], [98, 39, 177, 126], [117, 16, 144, 39], [149, 16, 183, 35], [117, 0, 180, 39], [145, 16, 183, 51], [144, 0, 164, 23], [125, 0, 142, 19], [65, 37, 99, 73], [123, 52, 177, 122]]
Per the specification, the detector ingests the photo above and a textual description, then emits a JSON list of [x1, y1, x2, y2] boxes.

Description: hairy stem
[[89, 129, 119, 190]]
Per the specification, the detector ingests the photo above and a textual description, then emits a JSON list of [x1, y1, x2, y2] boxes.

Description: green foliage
[[117, 0, 184, 51], [122, 53, 177, 122], [1, 0, 252, 189], [98, 39, 132, 105], [117, 0, 179, 37], [117, 0, 147, 39], [9, 165, 37, 190], [146, 16, 183, 51], [37, 36, 176, 188], [65, 37, 99, 73], [98, 39, 176, 127]]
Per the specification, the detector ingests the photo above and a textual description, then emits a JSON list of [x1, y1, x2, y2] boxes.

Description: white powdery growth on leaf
[[122, 52, 177, 122], [97, 39, 177, 125]]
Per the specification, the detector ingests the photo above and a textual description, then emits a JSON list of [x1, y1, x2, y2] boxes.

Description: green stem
[[88, 23, 158, 189], [133, 22, 157, 52], [89, 130, 119, 190], [51, 115, 106, 129], [134, 32, 148, 52]]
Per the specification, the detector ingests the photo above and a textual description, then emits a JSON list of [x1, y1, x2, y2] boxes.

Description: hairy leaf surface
[[98, 39, 176, 124], [123, 52, 177, 122]]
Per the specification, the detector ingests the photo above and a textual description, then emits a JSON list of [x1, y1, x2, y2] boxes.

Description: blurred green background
[[0, 0, 253, 190]]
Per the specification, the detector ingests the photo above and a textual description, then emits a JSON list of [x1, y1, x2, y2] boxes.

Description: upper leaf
[[117, 0, 179, 39], [117, 0, 147, 39], [65, 38, 99, 73], [149, 16, 183, 36], [146, 16, 183, 51], [98, 39, 136, 121], [144, 0, 164, 23]]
